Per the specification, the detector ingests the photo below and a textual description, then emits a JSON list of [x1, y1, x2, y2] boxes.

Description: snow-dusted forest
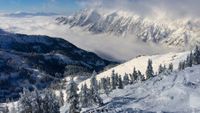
[[0, 0, 200, 113]]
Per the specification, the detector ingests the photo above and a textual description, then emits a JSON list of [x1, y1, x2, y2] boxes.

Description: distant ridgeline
[[0, 29, 116, 102]]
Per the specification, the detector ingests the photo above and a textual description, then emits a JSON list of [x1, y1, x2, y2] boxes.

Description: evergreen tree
[[130, 67, 137, 84], [123, 73, 130, 85], [101, 78, 110, 96], [186, 52, 193, 67], [179, 61, 186, 70], [90, 71, 103, 106], [133, 67, 138, 81], [106, 77, 111, 90], [182, 61, 186, 70], [115, 73, 119, 86], [168, 63, 173, 72], [41, 89, 60, 113], [79, 83, 91, 108], [158, 64, 164, 74], [178, 62, 182, 71], [111, 70, 117, 90], [97, 80, 102, 93], [118, 75, 123, 89], [59, 90, 64, 106], [18, 88, 33, 113], [193, 46, 200, 65], [32, 88, 43, 113], [18, 88, 60, 113], [146, 59, 154, 79], [66, 77, 81, 113], [5, 104, 9, 113], [137, 70, 144, 81]]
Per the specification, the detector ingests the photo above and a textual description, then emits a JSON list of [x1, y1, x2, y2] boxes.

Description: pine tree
[[111, 70, 116, 90], [186, 52, 193, 67], [66, 77, 81, 113], [115, 73, 119, 86], [106, 77, 111, 90], [178, 62, 182, 71], [18, 88, 33, 113], [5, 104, 9, 113], [130, 67, 137, 84], [90, 71, 103, 106], [168, 63, 173, 72], [101, 78, 110, 96], [79, 83, 91, 108], [133, 67, 138, 81], [118, 75, 123, 89], [41, 89, 60, 113], [137, 70, 142, 82], [182, 61, 186, 70], [32, 88, 43, 113], [98, 80, 102, 93], [146, 59, 154, 79], [123, 73, 130, 85], [158, 64, 164, 74], [59, 90, 64, 106], [18, 88, 60, 113], [193, 46, 200, 65]]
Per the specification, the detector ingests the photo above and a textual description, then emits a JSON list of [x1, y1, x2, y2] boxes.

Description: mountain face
[[80, 65, 200, 113], [0, 30, 115, 102], [56, 9, 200, 48], [77, 51, 200, 112]]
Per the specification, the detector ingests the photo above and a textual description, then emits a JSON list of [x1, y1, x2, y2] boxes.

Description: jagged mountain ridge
[[0, 29, 115, 102], [56, 9, 200, 48]]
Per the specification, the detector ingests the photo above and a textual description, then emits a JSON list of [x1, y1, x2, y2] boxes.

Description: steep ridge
[[0, 29, 115, 102], [56, 9, 200, 48]]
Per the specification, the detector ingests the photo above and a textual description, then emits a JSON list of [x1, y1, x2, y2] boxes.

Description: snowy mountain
[[79, 51, 189, 87], [0, 29, 115, 102], [83, 65, 200, 113], [56, 9, 200, 48]]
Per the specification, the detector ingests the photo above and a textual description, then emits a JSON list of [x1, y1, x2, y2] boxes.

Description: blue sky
[[0, 0, 81, 14], [0, 0, 199, 18]]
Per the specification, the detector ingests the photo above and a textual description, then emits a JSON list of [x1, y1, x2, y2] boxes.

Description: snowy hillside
[[0, 29, 114, 102], [79, 51, 189, 87], [57, 8, 200, 48], [84, 65, 200, 112]]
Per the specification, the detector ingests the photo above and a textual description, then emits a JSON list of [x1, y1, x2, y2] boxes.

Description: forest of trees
[[3, 46, 200, 113]]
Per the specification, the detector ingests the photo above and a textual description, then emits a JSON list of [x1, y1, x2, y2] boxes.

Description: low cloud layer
[[76, 0, 200, 19]]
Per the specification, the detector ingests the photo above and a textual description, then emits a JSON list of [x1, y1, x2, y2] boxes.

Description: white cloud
[[75, 0, 200, 19]]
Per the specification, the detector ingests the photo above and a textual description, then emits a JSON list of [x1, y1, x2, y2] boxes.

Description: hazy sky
[[0, 0, 80, 14], [0, 0, 199, 18]]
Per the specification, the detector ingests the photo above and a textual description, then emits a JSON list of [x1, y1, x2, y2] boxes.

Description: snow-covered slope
[[79, 51, 189, 87], [0, 30, 114, 102], [82, 65, 200, 112], [57, 9, 200, 48]]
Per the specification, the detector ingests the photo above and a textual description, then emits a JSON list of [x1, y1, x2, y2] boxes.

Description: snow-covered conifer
[[66, 77, 81, 113], [146, 59, 154, 79]]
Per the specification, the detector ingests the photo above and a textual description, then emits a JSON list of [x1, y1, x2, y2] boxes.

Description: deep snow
[[92, 65, 200, 113], [79, 51, 189, 88]]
